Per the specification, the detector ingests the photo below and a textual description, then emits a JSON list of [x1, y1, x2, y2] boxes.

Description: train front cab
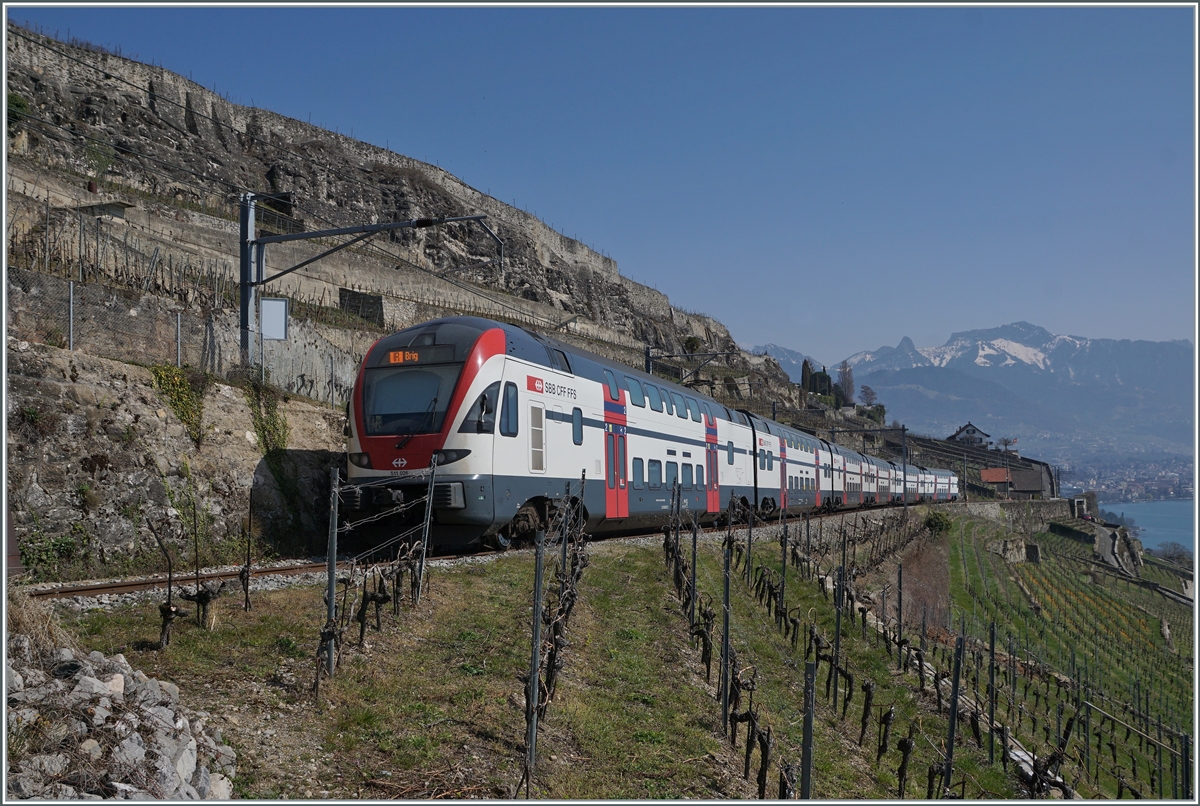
[[345, 317, 509, 551]]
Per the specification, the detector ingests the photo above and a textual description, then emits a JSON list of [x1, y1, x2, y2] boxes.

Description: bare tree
[[1152, 541, 1193, 569], [837, 360, 855, 404], [859, 385, 877, 407], [997, 437, 1016, 453]]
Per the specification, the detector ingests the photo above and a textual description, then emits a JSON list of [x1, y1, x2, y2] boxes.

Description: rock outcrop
[[6, 634, 236, 800], [6, 337, 343, 577]]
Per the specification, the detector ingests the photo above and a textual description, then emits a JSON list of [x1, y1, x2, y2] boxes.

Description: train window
[[625, 377, 646, 407], [700, 402, 712, 421], [553, 349, 573, 374], [671, 392, 687, 419], [666, 461, 678, 490], [606, 434, 616, 489], [681, 463, 693, 490], [696, 464, 704, 489], [735, 411, 749, 426], [633, 458, 644, 489], [530, 405, 545, 472], [500, 382, 519, 437], [758, 450, 765, 471], [458, 381, 500, 434], [617, 436, 626, 489], [767, 451, 774, 471], [572, 407, 583, 445], [646, 384, 664, 412], [603, 369, 620, 402], [727, 441, 734, 465], [686, 397, 701, 422], [648, 459, 662, 489], [661, 391, 674, 416]]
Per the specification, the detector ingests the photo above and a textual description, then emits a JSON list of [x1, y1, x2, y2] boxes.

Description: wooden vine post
[[721, 500, 733, 737], [325, 467, 338, 679], [942, 634, 965, 795], [800, 660, 815, 799], [523, 529, 546, 799]]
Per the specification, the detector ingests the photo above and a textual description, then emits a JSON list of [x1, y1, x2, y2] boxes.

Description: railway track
[[26, 500, 944, 601], [25, 561, 339, 600], [26, 546, 508, 601]]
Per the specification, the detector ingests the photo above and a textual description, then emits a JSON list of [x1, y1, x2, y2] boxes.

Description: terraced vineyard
[[41, 505, 1193, 799], [943, 517, 1193, 799]]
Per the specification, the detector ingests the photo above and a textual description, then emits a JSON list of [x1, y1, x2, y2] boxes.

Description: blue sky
[[7, 5, 1196, 365]]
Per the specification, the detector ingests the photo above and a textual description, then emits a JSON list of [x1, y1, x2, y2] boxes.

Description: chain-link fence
[[7, 266, 365, 408], [6, 173, 776, 420]]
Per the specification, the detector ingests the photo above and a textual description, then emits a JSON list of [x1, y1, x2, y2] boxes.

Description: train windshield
[[361, 363, 463, 436]]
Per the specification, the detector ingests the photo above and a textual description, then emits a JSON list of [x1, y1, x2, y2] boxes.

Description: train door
[[602, 370, 628, 519], [744, 413, 760, 512], [704, 412, 720, 514], [529, 402, 546, 474], [814, 443, 824, 509], [778, 435, 788, 512]]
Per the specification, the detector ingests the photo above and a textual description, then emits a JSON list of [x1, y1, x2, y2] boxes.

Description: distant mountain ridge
[[758, 323, 1194, 466], [751, 343, 828, 383]]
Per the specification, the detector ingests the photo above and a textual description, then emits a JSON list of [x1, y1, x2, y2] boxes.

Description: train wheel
[[484, 531, 512, 551]]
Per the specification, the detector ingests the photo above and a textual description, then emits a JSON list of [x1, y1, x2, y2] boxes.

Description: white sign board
[[261, 297, 289, 341]]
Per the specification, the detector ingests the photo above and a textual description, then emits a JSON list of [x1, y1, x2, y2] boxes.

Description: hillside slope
[[4, 22, 796, 405]]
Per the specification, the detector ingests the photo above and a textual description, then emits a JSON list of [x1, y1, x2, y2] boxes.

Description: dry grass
[[7, 585, 81, 662]]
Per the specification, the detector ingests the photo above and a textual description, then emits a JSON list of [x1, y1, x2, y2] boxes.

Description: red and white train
[[343, 317, 958, 550]]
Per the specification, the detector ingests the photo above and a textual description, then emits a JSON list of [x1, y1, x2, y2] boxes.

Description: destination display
[[385, 344, 456, 365]]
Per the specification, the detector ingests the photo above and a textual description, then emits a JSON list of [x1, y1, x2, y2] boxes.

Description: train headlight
[[432, 449, 471, 466], [349, 452, 372, 468]]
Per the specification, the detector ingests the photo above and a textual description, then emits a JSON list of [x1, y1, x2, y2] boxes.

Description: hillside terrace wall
[[947, 499, 1070, 535]]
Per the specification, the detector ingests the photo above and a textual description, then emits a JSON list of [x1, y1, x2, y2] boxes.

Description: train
[[342, 316, 958, 551]]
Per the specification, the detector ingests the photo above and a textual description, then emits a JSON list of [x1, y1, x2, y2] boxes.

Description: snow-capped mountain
[[761, 323, 1193, 466], [848, 322, 1193, 394]]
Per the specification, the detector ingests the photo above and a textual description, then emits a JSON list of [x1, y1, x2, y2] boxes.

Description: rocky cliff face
[[5, 22, 789, 373], [6, 337, 343, 577]]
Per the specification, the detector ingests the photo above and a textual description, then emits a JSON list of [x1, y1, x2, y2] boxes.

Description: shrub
[[7, 92, 28, 136], [924, 509, 952, 536], [150, 364, 211, 446]]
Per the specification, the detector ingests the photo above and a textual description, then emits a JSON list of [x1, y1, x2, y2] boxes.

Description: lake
[[1097, 499, 1195, 552]]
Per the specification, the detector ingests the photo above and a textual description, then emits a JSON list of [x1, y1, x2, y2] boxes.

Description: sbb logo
[[527, 376, 544, 393]]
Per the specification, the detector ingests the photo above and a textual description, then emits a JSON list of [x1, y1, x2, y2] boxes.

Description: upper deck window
[[603, 369, 620, 402], [625, 377, 646, 407], [646, 384, 664, 412]]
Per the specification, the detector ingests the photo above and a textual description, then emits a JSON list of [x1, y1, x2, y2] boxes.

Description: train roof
[[374, 319, 960, 478]]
